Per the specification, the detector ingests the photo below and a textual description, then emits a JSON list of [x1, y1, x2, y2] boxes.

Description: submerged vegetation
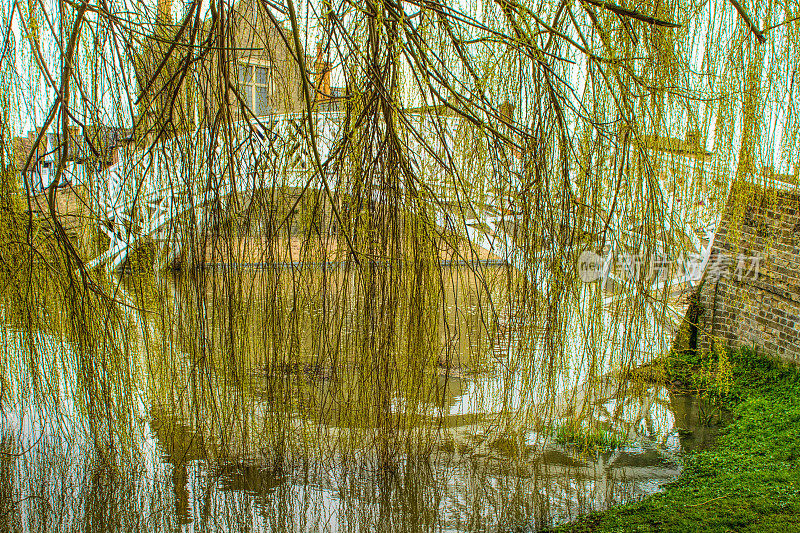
[[560, 348, 800, 532]]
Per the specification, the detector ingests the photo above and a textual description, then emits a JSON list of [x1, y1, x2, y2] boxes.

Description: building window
[[238, 62, 272, 116]]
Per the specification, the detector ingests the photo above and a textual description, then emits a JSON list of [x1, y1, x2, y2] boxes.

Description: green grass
[[555, 347, 800, 532], [553, 421, 626, 453]]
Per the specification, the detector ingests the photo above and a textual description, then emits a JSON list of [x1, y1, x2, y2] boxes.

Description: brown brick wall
[[688, 181, 800, 363]]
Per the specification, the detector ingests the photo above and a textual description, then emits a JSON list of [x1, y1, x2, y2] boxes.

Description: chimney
[[314, 44, 332, 102]]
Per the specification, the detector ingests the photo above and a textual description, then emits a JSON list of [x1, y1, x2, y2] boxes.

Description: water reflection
[[144, 394, 686, 532], [0, 267, 706, 531]]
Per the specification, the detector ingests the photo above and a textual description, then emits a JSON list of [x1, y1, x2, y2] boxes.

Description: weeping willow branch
[[580, 0, 681, 28], [0, 0, 797, 506], [728, 0, 766, 43]]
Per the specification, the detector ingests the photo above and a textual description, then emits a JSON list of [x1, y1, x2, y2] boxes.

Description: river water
[[0, 266, 712, 532]]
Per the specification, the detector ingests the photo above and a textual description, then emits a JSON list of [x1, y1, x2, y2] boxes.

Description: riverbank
[[556, 347, 800, 532]]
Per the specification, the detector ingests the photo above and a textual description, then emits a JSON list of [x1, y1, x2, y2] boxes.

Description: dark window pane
[[255, 67, 268, 85], [256, 86, 269, 115], [239, 65, 252, 83]]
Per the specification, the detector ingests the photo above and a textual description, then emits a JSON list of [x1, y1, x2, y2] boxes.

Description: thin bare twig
[[580, 0, 680, 28]]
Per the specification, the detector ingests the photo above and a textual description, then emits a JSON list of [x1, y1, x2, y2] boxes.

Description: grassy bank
[[557, 347, 800, 532]]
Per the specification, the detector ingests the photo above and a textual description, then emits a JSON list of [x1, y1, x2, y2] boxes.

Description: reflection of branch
[[728, 0, 766, 43], [580, 0, 680, 28]]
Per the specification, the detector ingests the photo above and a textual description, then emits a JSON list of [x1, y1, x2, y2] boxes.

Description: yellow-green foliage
[[3, 0, 800, 528], [135, 22, 198, 137], [710, 340, 733, 399], [0, 166, 24, 274]]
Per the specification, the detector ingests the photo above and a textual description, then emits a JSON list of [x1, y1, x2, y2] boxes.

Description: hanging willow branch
[[580, 0, 681, 28], [728, 0, 766, 43], [0, 0, 797, 525]]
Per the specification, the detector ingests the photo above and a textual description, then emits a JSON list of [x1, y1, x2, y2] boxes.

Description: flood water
[[0, 266, 712, 532]]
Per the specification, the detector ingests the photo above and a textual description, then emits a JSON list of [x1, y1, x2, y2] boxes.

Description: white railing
[[84, 110, 720, 318]]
